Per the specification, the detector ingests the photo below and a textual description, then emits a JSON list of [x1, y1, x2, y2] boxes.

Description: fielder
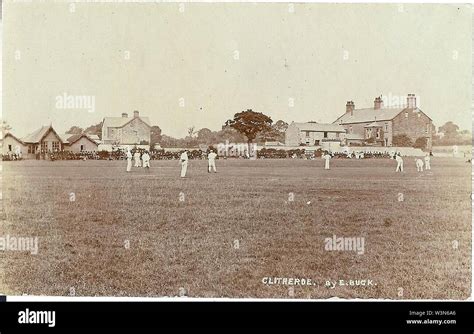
[[323, 152, 331, 170], [134, 150, 141, 167], [415, 158, 424, 172], [142, 151, 150, 169], [208, 150, 217, 173], [126, 149, 133, 172], [424, 153, 431, 170], [180, 150, 189, 178], [395, 154, 404, 172]]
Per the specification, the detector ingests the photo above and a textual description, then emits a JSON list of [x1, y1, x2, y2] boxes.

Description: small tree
[[392, 134, 413, 147]]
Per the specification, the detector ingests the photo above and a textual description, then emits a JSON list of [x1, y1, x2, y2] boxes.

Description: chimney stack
[[133, 110, 139, 118], [407, 94, 416, 109], [122, 113, 128, 118], [374, 96, 383, 110], [346, 101, 355, 116]]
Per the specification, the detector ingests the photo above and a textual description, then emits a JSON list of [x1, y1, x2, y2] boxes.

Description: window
[[335, 132, 340, 139], [405, 112, 408, 118], [305, 131, 310, 137], [108, 127, 115, 138], [80, 145, 84, 151], [349, 126, 353, 134], [426, 124, 429, 134], [376, 128, 381, 139], [8, 145, 12, 151], [366, 128, 372, 139], [385, 123, 388, 131], [28, 145, 34, 154], [41, 142, 48, 152], [324, 132, 328, 138], [417, 113, 421, 118], [52, 141, 60, 152]]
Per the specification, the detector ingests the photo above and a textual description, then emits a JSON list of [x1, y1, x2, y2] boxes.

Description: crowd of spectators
[[3, 147, 398, 161]]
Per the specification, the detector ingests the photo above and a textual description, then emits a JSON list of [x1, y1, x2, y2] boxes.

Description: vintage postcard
[[1, 1, 472, 300]]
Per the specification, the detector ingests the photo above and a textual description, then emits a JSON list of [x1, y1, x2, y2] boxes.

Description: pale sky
[[3, 2, 472, 138]]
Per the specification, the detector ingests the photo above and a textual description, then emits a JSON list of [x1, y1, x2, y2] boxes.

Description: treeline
[[66, 110, 288, 148]]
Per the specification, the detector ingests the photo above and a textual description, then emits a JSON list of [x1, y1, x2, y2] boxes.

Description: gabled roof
[[59, 133, 100, 146], [22, 125, 64, 144], [66, 133, 99, 146], [102, 116, 150, 129], [291, 122, 346, 132], [4, 132, 25, 144]]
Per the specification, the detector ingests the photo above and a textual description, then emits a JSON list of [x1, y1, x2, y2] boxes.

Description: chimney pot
[[346, 101, 355, 115], [122, 113, 128, 118], [374, 97, 383, 110], [133, 110, 139, 118], [407, 94, 416, 109]]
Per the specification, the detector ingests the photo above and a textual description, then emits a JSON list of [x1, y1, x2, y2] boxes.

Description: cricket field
[[0, 157, 471, 299]]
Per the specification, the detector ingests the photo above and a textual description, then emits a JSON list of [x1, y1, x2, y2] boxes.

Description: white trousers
[[325, 160, 330, 170], [425, 162, 431, 170], [396, 162, 403, 172], [134, 158, 141, 167], [127, 158, 132, 172], [143, 161, 150, 168], [208, 160, 216, 172], [181, 161, 188, 177]]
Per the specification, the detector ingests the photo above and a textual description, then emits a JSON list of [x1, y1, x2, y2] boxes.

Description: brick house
[[333, 94, 433, 149], [101, 110, 151, 145]]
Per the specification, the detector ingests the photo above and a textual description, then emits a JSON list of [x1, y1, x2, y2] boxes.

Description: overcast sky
[[4, 2, 472, 138]]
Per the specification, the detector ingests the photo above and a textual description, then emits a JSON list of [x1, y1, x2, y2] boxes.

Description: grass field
[[0, 157, 471, 299]]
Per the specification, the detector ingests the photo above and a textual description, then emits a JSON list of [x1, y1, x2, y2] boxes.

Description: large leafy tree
[[225, 109, 273, 144]]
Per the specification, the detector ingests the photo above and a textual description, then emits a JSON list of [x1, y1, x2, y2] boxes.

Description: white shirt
[[126, 151, 132, 159], [208, 152, 217, 161], [395, 155, 403, 163], [180, 152, 188, 162], [142, 153, 150, 162]]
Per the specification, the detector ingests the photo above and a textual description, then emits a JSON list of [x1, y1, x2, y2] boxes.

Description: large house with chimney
[[333, 94, 433, 149], [101, 110, 151, 146]]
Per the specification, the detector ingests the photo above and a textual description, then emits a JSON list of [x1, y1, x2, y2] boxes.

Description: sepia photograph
[[0, 1, 472, 301]]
